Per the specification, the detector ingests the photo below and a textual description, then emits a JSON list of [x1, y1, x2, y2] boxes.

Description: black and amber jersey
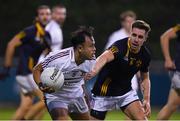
[[16, 22, 51, 75], [92, 38, 151, 96], [173, 24, 180, 71]]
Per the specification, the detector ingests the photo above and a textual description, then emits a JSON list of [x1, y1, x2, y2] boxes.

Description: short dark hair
[[132, 20, 151, 34], [52, 4, 66, 12], [71, 26, 94, 48], [120, 10, 136, 21], [37, 5, 50, 14]]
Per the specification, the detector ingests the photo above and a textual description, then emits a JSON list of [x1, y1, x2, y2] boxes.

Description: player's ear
[[145, 34, 149, 41], [77, 44, 83, 52]]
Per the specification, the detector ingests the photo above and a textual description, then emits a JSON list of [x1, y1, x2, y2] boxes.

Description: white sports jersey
[[41, 47, 95, 98], [105, 28, 129, 49], [45, 20, 63, 52]]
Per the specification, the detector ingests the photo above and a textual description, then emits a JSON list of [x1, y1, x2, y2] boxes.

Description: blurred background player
[[157, 24, 180, 120], [105, 10, 140, 92], [33, 26, 96, 120], [38, 4, 67, 62], [0, 5, 51, 120], [47, 4, 66, 51], [85, 20, 151, 120]]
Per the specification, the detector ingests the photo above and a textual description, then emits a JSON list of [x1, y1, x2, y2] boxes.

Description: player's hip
[[44, 94, 89, 113], [169, 70, 180, 89], [91, 89, 139, 111], [16, 74, 38, 94]]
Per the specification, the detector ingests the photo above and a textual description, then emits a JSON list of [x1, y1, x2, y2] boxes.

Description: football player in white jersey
[[33, 26, 96, 120]]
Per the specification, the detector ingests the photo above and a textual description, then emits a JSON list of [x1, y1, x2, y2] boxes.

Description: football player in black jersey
[[85, 20, 151, 120], [0, 5, 51, 120]]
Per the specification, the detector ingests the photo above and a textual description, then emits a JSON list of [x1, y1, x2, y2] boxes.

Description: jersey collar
[[70, 47, 76, 63]]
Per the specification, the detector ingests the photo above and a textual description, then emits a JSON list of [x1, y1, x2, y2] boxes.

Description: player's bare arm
[[160, 28, 177, 70], [0, 36, 22, 80], [33, 63, 43, 85], [33, 63, 55, 93], [84, 50, 114, 80], [4, 36, 22, 67], [140, 71, 151, 118]]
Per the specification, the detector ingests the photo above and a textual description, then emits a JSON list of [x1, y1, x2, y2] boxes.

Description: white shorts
[[91, 90, 139, 112], [131, 75, 139, 91], [16, 74, 38, 94], [45, 95, 89, 113], [169, 70, 180, 89]]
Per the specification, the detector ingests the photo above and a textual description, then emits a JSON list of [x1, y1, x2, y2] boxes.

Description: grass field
[[0, 107, 179, 120]]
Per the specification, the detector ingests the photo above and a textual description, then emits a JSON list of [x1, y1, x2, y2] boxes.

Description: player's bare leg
[[50, 108, 69, 120], [123, 100, 147, 120], [24, 89, 45, 120], [124, 75, 140, 120], [11, 93, 33, 120], [70, 112, 90, 120], [33, 109, 46, 120], [157, 89, 180, 120], [25, 101, 45, 119]]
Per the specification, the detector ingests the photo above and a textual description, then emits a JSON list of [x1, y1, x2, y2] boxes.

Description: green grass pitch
[[0, 107, 179, 120]]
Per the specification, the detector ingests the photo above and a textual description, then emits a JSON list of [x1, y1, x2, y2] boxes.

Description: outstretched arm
[[85, 50, 115, 80]]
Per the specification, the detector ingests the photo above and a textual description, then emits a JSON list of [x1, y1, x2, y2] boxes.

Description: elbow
[[7, 41, 17, 50], [32, 64, 39, 75], [160, 34, 169, 43], [32, 66, 37, 77], [7, 42, 14, 49], [33, 63, 43, 75], [160, 35, 165, 43]]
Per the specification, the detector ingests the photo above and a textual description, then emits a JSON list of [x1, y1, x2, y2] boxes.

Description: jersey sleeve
[[41, 49, 70, 70], [15, 27, 33, 44], [140, 54, 151, 73], [173, 24, 180, 36], [140, 61, 149, 73], [83, 60, 96, 72], [108, 41, 121, 59]]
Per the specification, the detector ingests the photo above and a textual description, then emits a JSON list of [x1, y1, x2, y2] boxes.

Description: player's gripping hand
[[0, 67, 10, 81], [142, 100, 151, 118], [38, 82, 55, 93], [165, 59, 176, 71], [84, 71, 96, 81]]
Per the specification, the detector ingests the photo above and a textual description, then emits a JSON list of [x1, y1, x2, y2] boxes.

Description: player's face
[[81, 36, 96, 60], [52, 8, 66, 25], [129, 27, 147, 52], [122, 16, 135, 32], [38, 8, 51, 26]]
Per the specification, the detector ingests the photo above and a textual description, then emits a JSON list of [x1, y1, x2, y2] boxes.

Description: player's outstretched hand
[[84, 71, 96, 81], [165, 59, 176, 71], [0, 67, 10, 81], [38, 82, 55, 93], [143, 100, 151, 118]]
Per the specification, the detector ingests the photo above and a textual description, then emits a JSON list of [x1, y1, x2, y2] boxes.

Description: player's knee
[[166, 103, 178, 112], [19, 105, 31, 113], [90, 109, 107, 120], [133, 113, 146, 120], [19, 101, 32, 111], [175, 88, 180, 96]]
